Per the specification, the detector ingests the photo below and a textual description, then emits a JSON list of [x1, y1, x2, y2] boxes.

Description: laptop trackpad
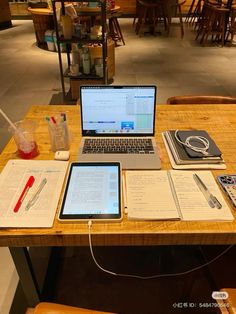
[[77, 153, 161, 170]]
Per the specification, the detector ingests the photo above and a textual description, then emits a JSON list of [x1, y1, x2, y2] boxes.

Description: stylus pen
[[25, 178, 47, 210], [193, 174, 222, 209], [122, 173, 128, 213]]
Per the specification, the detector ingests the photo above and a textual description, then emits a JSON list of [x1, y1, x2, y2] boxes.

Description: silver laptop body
[[78, 85, 161, 170]]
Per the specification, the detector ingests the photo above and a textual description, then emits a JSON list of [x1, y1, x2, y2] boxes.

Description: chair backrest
[[33, 302, 114, 314], [166, 95, 236, 104]]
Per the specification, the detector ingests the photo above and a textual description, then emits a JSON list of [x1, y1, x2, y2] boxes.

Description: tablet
[[58, 162, 122, 222]]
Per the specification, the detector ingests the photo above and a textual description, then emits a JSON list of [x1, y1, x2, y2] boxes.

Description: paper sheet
[[125, 171, 180, 220], [0, 159, 68, 228]]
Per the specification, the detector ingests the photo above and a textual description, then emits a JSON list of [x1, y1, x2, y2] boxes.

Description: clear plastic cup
[[9, 120, 39, 159], [47, 120, 70, 152]]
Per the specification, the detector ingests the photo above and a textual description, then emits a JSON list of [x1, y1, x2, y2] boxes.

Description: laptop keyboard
[[83, 138, 155, 154]]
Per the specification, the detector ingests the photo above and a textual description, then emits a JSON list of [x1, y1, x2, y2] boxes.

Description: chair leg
[[178, 4, 184, 38], [185, 0, 196, 23], [114, 17, 125, 45]]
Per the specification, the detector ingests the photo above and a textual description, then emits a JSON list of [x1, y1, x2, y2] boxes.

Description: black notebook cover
[[176, 130, 222, 158]]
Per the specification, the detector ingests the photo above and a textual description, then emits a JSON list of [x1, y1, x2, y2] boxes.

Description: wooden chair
[[28, 302, 114, 314], [166, 95, 236, 104], [195, 2, 229, 46], [188, 0, 204, 26], [227, 5, 236, 44], [166, 0, 186, 38], [218, 288, 236, 313], [185, 0, 200, 23]]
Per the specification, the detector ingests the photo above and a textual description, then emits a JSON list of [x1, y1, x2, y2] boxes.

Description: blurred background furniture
[[227, 4, 236, 43], [28, 7, 54, 48], [195, 2, 229, 46], [218, 289, 236, 313], [29, 302, 114, 314], [186, 0, 203, 25], [135, 0, 167, 35], [134, 0, 186, 37], [0, 0, 12, 29], [107, 6, 125, 45], [167, 95, 236, 104], [166, 0, 186, 38]]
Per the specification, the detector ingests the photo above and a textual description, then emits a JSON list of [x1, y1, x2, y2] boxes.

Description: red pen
[[13, 176, 35, 213], [51, 116, 57, 124]]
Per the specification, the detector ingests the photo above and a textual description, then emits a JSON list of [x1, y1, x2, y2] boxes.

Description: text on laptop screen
[[80, 86, 156, 135]]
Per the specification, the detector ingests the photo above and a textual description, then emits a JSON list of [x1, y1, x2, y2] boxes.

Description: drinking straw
[[0, 108, 28, 144], [0, 108, 18, 132]]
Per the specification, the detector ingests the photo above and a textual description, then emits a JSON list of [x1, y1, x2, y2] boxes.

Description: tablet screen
[[59, 162, 122, 221]]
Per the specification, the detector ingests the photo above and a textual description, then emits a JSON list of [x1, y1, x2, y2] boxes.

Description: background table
[[28, 8, 54, 48]]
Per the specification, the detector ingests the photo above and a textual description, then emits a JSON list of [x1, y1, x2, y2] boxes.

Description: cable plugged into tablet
[[87, 221, 234, 279]]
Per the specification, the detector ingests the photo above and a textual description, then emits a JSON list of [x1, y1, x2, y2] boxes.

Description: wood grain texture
[[1, 105, 236, 247]]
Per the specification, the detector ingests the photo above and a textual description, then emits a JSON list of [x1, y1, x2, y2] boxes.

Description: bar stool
[[135, 0, 166, 35], [107, 9, 125, 45]]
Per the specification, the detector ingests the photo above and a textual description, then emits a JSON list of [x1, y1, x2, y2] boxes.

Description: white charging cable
[[174, 130, 210, 156], [88, 221, 233, 279]]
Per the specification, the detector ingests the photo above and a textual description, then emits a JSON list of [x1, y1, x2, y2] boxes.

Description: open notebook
[[124, 170, 234, 221], [0, 160, 68, 228]]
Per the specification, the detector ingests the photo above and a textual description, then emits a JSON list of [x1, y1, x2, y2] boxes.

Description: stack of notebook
[[162, 130, 226, 169]]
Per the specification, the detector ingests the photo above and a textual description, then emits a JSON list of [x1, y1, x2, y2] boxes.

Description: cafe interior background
[[0, 0, 236, 313]]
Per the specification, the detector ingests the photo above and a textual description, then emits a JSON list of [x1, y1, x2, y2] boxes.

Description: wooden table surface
[[1, 104, 236, 247], [28, 8, 53, 15]]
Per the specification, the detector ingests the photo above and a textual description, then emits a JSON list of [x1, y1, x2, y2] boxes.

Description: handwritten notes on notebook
[[0, 160, 68, 228], [125, 170, 234, 221]]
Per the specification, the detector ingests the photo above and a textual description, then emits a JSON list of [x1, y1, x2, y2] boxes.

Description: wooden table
[[28, 8, 54, 48], [1, 104, 236, 306]]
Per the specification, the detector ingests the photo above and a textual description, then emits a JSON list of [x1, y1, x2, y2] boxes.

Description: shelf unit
[[52, 0, 108, 101]]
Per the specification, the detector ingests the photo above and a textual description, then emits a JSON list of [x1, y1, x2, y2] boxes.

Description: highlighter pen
[[51, 116, 57, 124]]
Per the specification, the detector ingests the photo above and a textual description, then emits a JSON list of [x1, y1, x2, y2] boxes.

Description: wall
[[0, 248, 18, 314]]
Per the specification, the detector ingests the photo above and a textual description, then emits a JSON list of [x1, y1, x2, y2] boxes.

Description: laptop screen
[[80, 85, 157, 136]]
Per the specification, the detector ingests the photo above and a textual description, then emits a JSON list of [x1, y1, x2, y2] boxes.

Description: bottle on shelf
[[70, 43, 80, 76], [71, 43, 80, 65], [82, 47, 90, 75]]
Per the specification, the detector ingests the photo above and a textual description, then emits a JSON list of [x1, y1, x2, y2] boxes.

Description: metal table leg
[[9, 247, 40, 307]]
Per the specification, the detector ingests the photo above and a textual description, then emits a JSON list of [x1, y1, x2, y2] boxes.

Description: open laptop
[[78, 85, 161, 170]]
